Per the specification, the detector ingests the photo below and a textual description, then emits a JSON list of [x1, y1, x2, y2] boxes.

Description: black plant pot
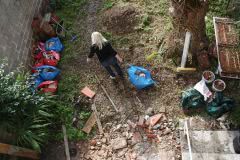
[[233, 136, 240, 154]]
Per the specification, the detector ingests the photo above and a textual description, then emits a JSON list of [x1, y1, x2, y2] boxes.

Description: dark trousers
[[102, 57, 123, 77]]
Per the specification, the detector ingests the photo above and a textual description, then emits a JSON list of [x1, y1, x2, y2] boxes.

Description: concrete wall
[[0, 0, 42, 71]]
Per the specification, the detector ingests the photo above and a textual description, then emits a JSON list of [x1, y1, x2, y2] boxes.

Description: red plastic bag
[[42, 51, 60, 66], [33, 42, 46, 60], [37, 80, 58, 93], [50, 13, 61, 24], [43, 58, 58, 66], [34, 51, 44, 60], [32, 59, 44, 73]]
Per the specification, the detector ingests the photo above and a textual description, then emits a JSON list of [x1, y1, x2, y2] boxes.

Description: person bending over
[[87, 32, 124, 79]]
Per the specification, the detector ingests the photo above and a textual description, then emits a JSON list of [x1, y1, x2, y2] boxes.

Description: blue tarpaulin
[[127, 65, 155, 90]]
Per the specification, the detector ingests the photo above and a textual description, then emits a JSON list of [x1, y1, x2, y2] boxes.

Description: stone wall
[[0, 0, 42, 71]]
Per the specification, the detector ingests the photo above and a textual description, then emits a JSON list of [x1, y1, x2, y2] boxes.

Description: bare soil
[[41, 0, 220, 159], [102, 5, 138, 35]]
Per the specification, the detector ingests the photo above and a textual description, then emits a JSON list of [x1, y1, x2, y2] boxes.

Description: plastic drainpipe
[[184, 120, 193, 160]]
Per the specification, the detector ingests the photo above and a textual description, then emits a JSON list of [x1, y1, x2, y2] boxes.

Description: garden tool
[[43, 13, 77, 42], [51, 16, 77, 42]]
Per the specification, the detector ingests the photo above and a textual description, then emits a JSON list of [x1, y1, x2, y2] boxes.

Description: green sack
[[181, 88, 205, 110], [207, 92, 235, 118]]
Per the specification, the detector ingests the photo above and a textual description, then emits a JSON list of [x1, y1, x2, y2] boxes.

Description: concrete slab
[[182, 153, 240, 160], [137, 151, 175, 160], [180, 130, 240, 160]]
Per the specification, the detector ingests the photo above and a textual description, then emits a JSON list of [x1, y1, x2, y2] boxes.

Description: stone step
[[182, 153, 240, 160], [180, 130, 240, 154]]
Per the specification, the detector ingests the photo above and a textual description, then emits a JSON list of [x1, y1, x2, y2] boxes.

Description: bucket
[[202, 71, 215, 83], [212, 79, 226, 92]]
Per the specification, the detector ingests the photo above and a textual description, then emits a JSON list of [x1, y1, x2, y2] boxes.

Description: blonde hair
[[91, 32, 107, 50]]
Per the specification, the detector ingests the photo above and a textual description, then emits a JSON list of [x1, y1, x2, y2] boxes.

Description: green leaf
[[38, 110, 54, 117], [30, 123, 51, 129], [31, 139, 41, 152]]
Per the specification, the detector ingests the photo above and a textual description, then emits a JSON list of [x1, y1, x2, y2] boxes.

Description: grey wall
[[0, 0, 42, 71]]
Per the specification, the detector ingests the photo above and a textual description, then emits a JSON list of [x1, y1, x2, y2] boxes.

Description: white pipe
[[181, 32, 192, 68], [185, 120, 193, 160]]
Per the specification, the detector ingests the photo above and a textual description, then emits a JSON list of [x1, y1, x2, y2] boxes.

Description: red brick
[[132, 132, 142, 144], [147, 134, 157, 139], [81, 86, 96, 98], [149, 114, 162, 126], [89, 140, 97, 146], [137, 115, 145, 126]]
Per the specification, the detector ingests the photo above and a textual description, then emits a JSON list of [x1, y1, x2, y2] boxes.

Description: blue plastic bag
[[127, 65, 155, 90], [35, 65, 60, 81], [45, 37, 64, 52]]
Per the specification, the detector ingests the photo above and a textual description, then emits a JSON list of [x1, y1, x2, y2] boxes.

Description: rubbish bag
[[43, 51, 60, 66], [181, 88, 205, 110], [32, 59, 44, 73], [34, 51, 44, 60], [35, 65, 60, 80], [37, 80, 58, 94], [33, 42, 46, 60], [194, 79, 212, 101], [127, 65, 155, 90], [45, 37, 64, 52], [207, 92, 235, 118]]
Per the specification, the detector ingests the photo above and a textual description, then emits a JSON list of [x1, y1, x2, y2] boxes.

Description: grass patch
[[55, 0, 87, 29], [58, 72, 80, 101], [156, 0, 169, 16], [136, 14, 152, 31], [206, 0, 229, 40], [52, 101, 89, 141], [53, 0, 91, 141], [103, 0, 114, 10]]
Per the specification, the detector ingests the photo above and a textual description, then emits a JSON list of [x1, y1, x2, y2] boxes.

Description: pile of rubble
[[80, 109, 181, 160]]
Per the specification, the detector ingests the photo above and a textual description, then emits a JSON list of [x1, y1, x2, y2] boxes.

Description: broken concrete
[[111, 137, 128, 150]]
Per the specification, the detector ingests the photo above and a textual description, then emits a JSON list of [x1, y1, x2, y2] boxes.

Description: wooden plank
[[0, 143, 39, 159], [92, 102, 104, 134], [62, 125, 71, 160], [176, 67, 196, 73], [95, 75, 119, 112], [82, 112, 96, 134], [100, 85, 119, 112]]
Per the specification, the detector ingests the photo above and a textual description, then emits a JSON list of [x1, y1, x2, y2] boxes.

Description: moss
[[53, 0, 90, 141]]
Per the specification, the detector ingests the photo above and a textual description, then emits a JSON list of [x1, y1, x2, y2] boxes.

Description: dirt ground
[[41, 0, 196, 159], [41, 0, 240, 160]]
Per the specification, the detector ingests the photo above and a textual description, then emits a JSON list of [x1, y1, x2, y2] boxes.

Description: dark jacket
[[88, 42, 117, 63]]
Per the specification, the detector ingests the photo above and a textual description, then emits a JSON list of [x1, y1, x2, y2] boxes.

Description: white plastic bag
[[194, 80, 212, 101]]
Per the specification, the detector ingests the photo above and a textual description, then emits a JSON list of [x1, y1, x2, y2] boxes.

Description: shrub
[[0, 61, 55, 152]]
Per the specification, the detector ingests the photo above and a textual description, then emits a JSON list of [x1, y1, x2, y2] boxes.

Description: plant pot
[[233, 136, 240, 154], [212, 79, 226, 92], [202, 71, 215, 83]]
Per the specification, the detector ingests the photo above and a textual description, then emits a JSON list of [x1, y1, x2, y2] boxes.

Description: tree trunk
[[170, 0, 210, 66]]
